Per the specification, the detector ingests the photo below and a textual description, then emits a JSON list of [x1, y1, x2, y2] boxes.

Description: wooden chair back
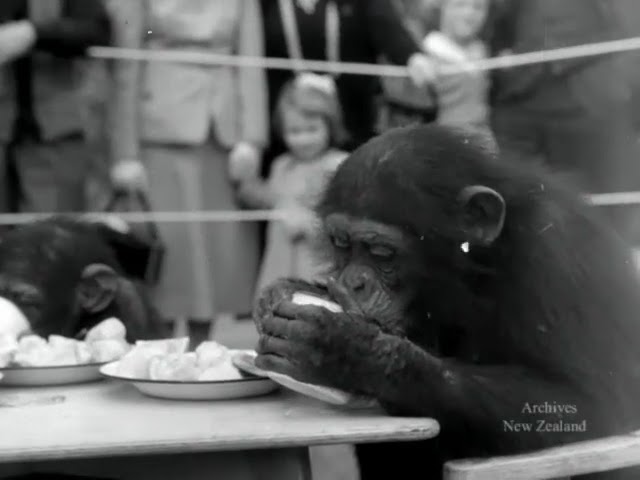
[[443, 431, 640, 479]]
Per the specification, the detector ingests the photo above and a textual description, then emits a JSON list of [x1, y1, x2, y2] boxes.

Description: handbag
[[97, 189, 166, 286]]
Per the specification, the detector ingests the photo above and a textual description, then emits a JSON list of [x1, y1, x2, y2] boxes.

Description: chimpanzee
[[253, 125, 640, 479], [0, 217, 162, 341]]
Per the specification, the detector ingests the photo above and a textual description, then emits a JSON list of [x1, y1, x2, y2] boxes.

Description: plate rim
[[100, 362, 271, 385], [0, 362, 107, 372]]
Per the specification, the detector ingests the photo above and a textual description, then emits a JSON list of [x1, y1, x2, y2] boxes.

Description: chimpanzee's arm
[[364, 333, 600, 452]]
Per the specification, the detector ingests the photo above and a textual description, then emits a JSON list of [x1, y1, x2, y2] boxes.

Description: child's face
[[440, 0, 488, 43], [282, 108, 330, 161]]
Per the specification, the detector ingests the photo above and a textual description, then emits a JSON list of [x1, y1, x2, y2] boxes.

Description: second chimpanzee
[[0, 217, 161, 341], [253, 125, 640, 479]]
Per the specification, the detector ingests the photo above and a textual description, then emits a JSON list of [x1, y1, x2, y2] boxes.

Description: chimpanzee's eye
[[331, 234, 350, 249]]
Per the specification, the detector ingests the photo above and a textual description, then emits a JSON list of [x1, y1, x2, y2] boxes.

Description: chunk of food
[[135, 337, 189, 355], [198, 362, 243, 381], [85, 317, 126, 343], [195, 341, 229, 369], [112, 339, 246, 381], [47, 335, 79, 366], [291, 292, 343, 313], [75, 342, 93, 364], [90, 339, 130, 363], [149, 352, 199, 381], [0, 334, 18, 368]]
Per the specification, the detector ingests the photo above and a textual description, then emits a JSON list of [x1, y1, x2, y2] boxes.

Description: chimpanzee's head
[[314, 124, 562, 338], [0, 217, 160, 340]]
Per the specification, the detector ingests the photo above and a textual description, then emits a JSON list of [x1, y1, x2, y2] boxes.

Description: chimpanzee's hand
[[253, 278, 327, 336], [254, 278, 383, 394]]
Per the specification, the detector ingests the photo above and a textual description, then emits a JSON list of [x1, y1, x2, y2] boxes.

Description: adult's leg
[[199, 140, 260, 316], [143, 144, 215, 320]]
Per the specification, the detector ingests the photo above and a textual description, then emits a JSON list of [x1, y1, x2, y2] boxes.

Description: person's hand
[[229, 142, 261, 183], [110, 159, 148, 193], [0, 21, 36, 65], [406, 52, 438, 87], [254, 278, 383, 393]]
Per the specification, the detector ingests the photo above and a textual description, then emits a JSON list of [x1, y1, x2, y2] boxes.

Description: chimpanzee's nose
[[342, 268, 371, 294]]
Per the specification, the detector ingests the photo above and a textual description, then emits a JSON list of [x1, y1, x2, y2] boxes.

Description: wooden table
[[0, 381, 439, 479]]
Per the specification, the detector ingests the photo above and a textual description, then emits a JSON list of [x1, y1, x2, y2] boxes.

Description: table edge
[[0, 422, 440, 463]]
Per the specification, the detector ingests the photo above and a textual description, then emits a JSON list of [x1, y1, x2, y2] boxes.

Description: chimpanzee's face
[[0, 256, 113, 338], [0, 273, 50, 335], [0, 220, 159, 341], [320, 212, 415, 336]]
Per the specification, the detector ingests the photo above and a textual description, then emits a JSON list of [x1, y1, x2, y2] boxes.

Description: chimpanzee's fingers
[[255, 354, 300, 378], [326, 277, 363, 316], [275, 301, 330, 327], [257, 334, 295, 357], [260, 314, 312, 340]]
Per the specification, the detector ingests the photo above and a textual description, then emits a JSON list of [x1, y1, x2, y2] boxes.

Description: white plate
[[99, 361, 279, 401], [0, 363, 106, 387], [232, 351, 375, 407]]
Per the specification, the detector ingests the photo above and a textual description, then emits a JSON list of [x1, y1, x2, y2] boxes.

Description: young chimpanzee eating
[[253, 125, 640, 479], [0, 217, 161, 341]]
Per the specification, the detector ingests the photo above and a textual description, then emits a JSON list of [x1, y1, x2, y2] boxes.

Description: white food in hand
[[85, 317, 126, 342], [0, 296, 30, 338], [292, 292, 343, 313], [90, 339, 130, 363], [149, 352, 199, 381]]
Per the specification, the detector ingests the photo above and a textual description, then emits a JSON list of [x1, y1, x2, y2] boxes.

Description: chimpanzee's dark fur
[[0, 217, 161, 341], [253, 125, 640, 479]]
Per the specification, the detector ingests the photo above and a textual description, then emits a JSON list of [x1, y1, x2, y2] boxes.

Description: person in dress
[[239, 73, 348, 297], [423, 0, 492, 133], [109, 0, 268, 322]]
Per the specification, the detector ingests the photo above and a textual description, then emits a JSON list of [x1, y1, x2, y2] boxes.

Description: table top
[[0, 380, 439, 463]]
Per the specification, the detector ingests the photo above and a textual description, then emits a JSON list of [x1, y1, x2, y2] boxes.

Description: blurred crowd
[[0, 0, 640, 323]]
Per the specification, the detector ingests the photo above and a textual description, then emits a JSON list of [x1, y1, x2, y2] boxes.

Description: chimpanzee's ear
[[457, 185, 506, 246], [76, 264, 120, 314]]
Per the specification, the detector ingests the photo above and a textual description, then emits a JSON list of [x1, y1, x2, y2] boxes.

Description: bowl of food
[[0, 318, 132, 386], [100, 339, 278, 400]]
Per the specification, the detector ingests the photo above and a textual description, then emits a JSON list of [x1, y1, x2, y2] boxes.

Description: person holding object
[[260, 0, 439, 176], [0, 0, 111, 214], [109, 0, 269, 322], [422, 0, 492, 133], [239, 73, 348, 296]]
